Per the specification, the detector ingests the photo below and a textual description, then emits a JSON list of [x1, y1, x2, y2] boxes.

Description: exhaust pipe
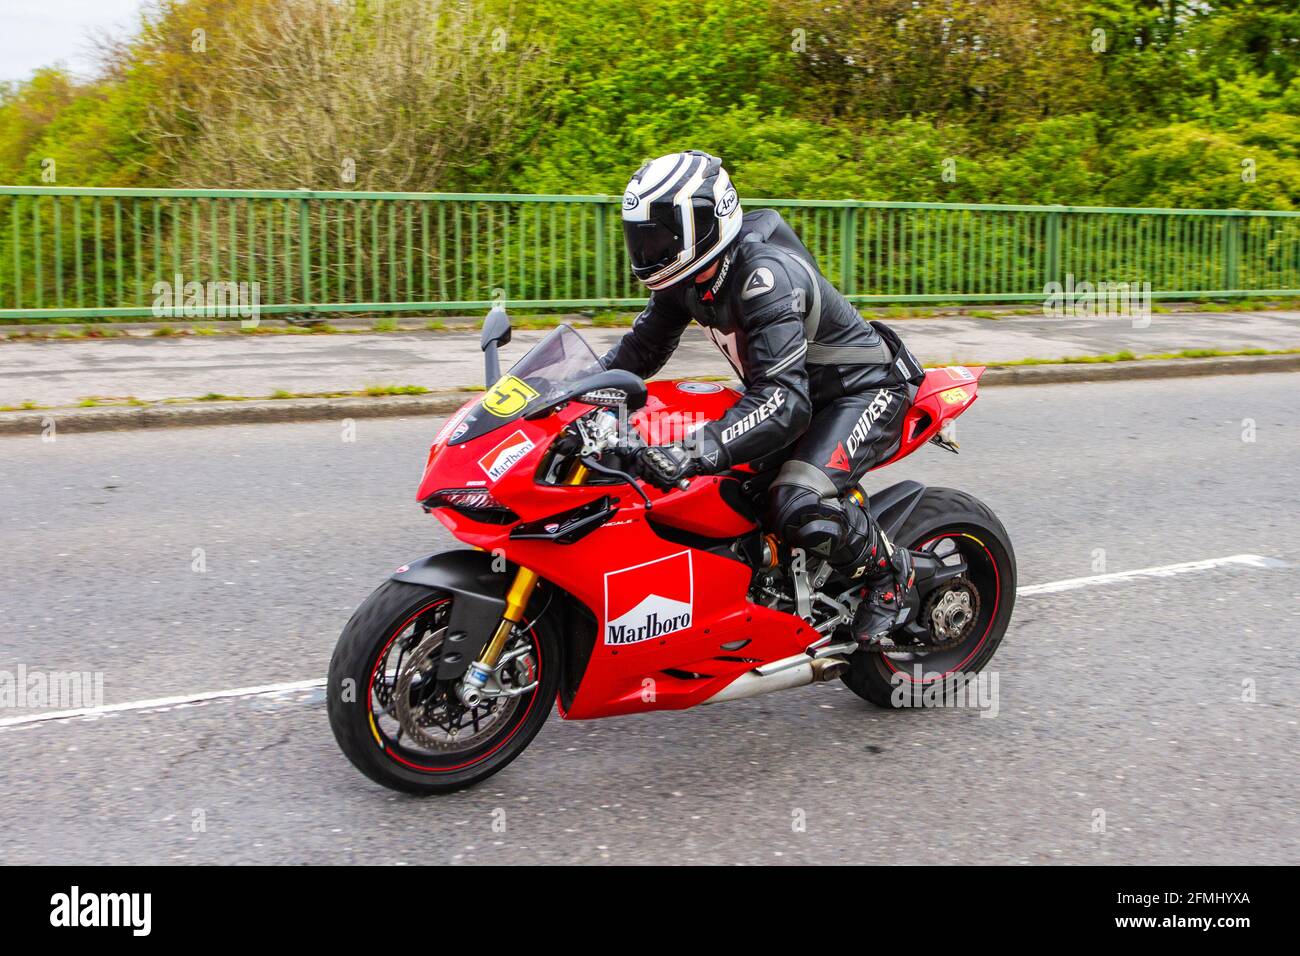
[[704, 660, 814, 704], [810, 657, 849, 683], [703, 654, 851, 704]]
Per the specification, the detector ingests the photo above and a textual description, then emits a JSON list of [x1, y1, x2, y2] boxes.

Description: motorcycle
[[327, 307, 1016, 794]]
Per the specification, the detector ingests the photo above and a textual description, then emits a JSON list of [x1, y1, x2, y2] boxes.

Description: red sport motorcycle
[[328, 310, 1016, 794]]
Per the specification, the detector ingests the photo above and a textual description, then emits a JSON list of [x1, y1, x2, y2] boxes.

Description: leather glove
[[635, 444, 698, 491]]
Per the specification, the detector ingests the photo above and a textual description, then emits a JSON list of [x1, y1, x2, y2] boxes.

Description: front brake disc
[[393, 629, 518, 751]]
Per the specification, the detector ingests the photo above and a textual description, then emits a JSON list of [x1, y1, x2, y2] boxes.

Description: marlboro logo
[[478, 429, 535, 482], [603, 551, 694, 645]]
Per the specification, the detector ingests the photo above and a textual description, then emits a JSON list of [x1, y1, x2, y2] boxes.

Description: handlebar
[[525, 368, 647, 419]]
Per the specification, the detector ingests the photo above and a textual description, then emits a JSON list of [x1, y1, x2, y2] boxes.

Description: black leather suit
[[602, 209, 925, 577]]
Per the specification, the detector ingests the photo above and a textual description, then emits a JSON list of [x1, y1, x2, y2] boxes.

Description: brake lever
[[580, 455, 653, 510]]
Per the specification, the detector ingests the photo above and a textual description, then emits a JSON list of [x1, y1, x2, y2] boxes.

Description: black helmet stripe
[[626, 153, 700, 223], [636, 154, 693, 207]]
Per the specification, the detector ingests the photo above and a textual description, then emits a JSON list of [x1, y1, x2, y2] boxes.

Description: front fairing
[[449, 324, 603, 447], [417, 399, 609, 542]]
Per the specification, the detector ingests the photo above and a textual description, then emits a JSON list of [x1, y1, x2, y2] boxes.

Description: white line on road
[[0, 553, 1282, 730], [1014, 553, 1280, 595], [0, 679, 325, 729]]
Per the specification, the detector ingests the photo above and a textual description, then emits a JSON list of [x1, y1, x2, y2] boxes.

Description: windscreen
[[447, 324, 603, 445]]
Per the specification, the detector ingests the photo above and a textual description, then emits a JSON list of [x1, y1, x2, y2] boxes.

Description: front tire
[[842, 486, 1016, 707], [327, 579, 559, 795]]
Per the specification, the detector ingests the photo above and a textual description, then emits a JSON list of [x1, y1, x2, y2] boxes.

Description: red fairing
[[628, 380, 740, 444], [415, 370, 980, 720], [874, 365, 985, 470]]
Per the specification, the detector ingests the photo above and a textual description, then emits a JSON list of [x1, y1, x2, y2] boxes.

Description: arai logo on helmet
[[715, 186, 739, 218], [622, 191, 640, 211]]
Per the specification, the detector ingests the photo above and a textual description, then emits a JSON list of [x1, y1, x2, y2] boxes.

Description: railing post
[[593, 200, 607, 303], [1045, 206, 1063, 288], [297, 188, 311, 307], [1223, 211, 1241, 292], [840, 202, 857, 294]]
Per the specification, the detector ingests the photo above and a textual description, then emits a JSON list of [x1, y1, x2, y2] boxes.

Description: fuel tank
[[629, 380, 740, 445], [630, 380, 758, 538]]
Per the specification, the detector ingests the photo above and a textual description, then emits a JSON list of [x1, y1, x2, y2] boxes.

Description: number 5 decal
[[481, 374, 539, 417]]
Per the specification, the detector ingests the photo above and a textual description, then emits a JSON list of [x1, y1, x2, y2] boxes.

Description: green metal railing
[[2, 185, 1299, 320]]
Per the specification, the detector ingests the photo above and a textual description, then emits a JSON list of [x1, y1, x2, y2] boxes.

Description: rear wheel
[[327, 579, 559, 794], [842, 487, 1016, 708]]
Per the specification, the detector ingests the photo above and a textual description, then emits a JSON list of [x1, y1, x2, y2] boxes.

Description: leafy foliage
[[0, 0, 1296, 208]]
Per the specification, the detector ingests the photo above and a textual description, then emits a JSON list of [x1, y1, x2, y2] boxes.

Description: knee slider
[[832, 497, 881, 574], [769, 483, 848, 561]]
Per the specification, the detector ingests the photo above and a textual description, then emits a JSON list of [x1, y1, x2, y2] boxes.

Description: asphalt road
[[0, 373, 1296, 864]]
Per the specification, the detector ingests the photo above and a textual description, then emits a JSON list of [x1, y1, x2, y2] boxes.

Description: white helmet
[[621, 150, 743, 290]]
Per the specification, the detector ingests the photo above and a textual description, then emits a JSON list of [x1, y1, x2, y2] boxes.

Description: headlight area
[[420, 488, 520, 525]]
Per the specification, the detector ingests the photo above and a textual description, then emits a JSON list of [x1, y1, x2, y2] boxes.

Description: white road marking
[[0, 678, 324, 729], [0, 553, 1282, 730], [1015, 553, 1279, 596]]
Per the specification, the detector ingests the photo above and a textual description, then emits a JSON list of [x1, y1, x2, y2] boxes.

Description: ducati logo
[[478, 429, 536, 482], [432, 404, 472, 446], [603, 551, 694, 645], [741, 267, 775, 300]]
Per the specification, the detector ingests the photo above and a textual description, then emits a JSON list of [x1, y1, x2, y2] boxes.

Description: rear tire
[[842, 486, 1016, 708], [327, 579, 559, 795]]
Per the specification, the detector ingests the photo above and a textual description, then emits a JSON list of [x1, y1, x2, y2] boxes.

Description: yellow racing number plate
[[481, 375, 540, 417], [938, 387, 969, 404]]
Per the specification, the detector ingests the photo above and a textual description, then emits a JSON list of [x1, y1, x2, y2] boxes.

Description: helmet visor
[[623, 206, 681, 274]]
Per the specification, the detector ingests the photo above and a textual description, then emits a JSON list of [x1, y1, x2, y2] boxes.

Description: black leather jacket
[[602, 209, 918, 471]]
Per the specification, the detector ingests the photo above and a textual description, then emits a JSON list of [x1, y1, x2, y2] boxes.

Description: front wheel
[[842, 486, 1016, 707], [327, 579, 559, 794]]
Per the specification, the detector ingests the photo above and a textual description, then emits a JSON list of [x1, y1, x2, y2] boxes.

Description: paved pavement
[[3, 310, 1298, 407], [0, 373, 1296, 864]]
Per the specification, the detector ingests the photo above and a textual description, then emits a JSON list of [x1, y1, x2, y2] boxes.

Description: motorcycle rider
[[603, 150, 926, 641]]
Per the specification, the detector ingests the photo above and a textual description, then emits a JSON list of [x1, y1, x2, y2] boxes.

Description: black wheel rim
[[882, 531, 1003, 682], [366, 598, 543, 773]]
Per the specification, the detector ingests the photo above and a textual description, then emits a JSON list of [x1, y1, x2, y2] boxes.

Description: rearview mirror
[[481, 305, 512, 352], [480, 305, 512, 385]]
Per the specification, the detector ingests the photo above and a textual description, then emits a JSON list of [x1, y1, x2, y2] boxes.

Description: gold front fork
[[470, 460, 589, 675]]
